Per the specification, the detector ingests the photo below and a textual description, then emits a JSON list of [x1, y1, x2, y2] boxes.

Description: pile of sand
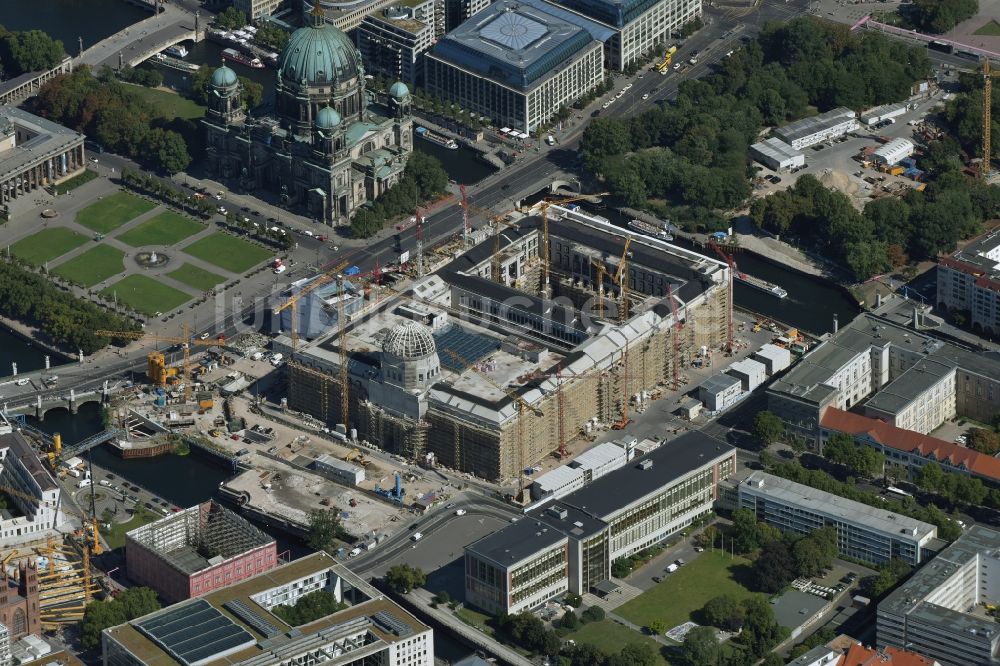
[[818, 169, 860, 196]]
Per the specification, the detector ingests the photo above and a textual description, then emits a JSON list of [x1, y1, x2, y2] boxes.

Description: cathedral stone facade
[[203, 10, 413, 226]]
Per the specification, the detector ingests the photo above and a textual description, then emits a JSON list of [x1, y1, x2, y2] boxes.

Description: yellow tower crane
[[272, 261, 349, 350], [94, 326, 223, 402], [984, 59, 1000, 178], [538, 192, 609, 291], [613, 236, 633, 324]]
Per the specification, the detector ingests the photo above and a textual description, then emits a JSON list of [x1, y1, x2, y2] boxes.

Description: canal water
[[0, 327, 63, 374]]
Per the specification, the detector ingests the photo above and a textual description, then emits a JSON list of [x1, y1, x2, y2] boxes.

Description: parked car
[[455, 509, 467, 516]]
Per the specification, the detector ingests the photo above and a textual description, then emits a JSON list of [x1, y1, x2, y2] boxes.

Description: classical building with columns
[[0, 106, 85, 209], [203, 7, 413, 226]]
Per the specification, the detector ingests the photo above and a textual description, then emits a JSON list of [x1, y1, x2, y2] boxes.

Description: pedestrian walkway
[[582, 579, 644, 611], [606, 612, 674, 647]]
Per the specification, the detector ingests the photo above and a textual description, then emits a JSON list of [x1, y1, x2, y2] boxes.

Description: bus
[[927, 40, 953, 54], [886, 486, 913, 499]]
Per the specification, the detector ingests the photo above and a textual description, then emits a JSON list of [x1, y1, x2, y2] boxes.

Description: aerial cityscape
[[0, 0, 999, 664]]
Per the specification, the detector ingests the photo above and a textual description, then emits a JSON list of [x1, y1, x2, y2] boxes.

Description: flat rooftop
[[774, 107, 855, 144], [0, 106, 84, 181], [3, 429, 57, 492], [431, 0, 600, 89], [879, 526, 1000, 641], [741, 472, 936, 541], [751, 137, 804, 164], [104, 552, 430, 666], [863, 355, 956, 415]]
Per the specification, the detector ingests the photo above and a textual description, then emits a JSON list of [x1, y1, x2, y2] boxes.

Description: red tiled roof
[[820, 408, 1000, 482], [839, 643, 937, 666]]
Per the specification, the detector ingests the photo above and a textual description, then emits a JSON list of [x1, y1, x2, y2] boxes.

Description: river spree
[[0, 0, 148, 49]]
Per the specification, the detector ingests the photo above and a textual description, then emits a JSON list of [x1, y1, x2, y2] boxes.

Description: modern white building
[[753, 343, 791, 376], [937, 229, 1000, 336], [738, 472, 937, 566], [750, 137, 805, 171], [357, 4, 437, 85], [103, 552, 434, 666], [698, 373, 742, 412], [860, 102, 908, 126], [878, 526, 1000, 666], [424, 0, 605, 132], [863, 356, 956, 435], [529, 465, 586, 501], [313, 453, 366, 486], [727, 358, 767, 392], [542, 0, 702, 71], [466, 432, 736, 615], [872, 138, 915, 166], [530, 439, 632, 500], [0, 424, 66, 547], [773, 107, 858, 150], [233, 0, 285, 20]]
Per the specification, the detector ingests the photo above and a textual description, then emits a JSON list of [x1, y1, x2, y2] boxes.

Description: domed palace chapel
[[202, 5, 413, 226]]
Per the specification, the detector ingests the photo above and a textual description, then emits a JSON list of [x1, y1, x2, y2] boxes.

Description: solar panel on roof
[[135, 599, 257, 666], [434, 327, 499, 372], [372, 610, 412, 637], [224, 599, 282, 638]]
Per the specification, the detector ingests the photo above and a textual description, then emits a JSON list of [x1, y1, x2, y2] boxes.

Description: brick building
[[0, 561, 40, 641]]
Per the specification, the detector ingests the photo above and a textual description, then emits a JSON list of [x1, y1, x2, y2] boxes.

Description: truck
[[411, 532, 423, 542]]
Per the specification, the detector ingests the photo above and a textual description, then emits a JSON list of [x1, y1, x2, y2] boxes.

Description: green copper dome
[[279, 22, 360, 86], [316, 105, 341, 129], [210, 64, 238, 88], [388, 81, 410, 100]]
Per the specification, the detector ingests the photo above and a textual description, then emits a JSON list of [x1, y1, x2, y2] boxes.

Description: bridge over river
[[77, 2, 203, 71]]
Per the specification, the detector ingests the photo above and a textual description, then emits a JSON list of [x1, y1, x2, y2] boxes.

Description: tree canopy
[[908, 0, 978, 33], [752, 411, 785, 448], [272, 590, 346, 625], [350, 151, 449, 238], [307, 508, 344, 552], [822, 432, 885, 479], [82, 587, 160, 648], [384, 564, 426, 593], [0, 25, 64, 78], [215, 7, 248, 30]]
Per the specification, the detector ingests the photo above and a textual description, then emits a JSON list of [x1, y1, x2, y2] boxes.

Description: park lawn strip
[[75, 191, 156, 233], [975, 20, 1000, 36], [565, 620, 668, 665], [127, 85, 207, 120], [100, 274, 191, 315], [117, 210, 205, 247], [52, 244, 126, 287], [10, 228, 89, 266], [616, 550, 757, 632], [182, 232, 272, 273], [168, 263, 226, 291], [101, 505, 161, 550], [56, 168, 99, 193]]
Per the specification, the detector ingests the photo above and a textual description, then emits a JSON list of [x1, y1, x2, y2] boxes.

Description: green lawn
[[617, 551, 757, 631], [101, 505, 161, 550], [566, 620, 668, 664], [52, 245, 126, 287], [975, 20, 1000, 35], [56, 168, 99, 193], [182, 232, 272, 273], [100, 274, 192, 315], [75, 191, 156, 233], [168, 262, 226, 291], [127, 84, 207, 120], [117, 210, 205, 247], [10, 228, 89, 265]]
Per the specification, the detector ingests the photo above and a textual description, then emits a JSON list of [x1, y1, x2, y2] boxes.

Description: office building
[[203, 9, 413, 227], [0, 425, 66, 548], [772, 107, 858, 150], [937, 229, 1000, 336], [444, 0, 490, 32], [125, 501, 278, 605], [233, 0, 285, 20], [530, 440, 631, 501], [751, 137, 805, 172], [767, 311, 1000, 445], [821, 408, 1000, 486], [0, 106, 85, 210], [878, 526, 1000, 666], [103, 551, 434, 666], [287, 205, 730, 482], [358, 5, 436, 85], [424, 0, 604, 132], [543, 0, 701, 71], [699, 373, 742, 412], [738, 472, 936, 566], [313, 453, 366, 486], [465, 432, 736, 614]]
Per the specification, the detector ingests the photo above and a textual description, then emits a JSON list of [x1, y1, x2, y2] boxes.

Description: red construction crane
[[460, 184, 470, 248], [707, 240, 735, 354], [556, 369, 568, 458], [415, 210, 425, 277], [666, 284, 683, 390]]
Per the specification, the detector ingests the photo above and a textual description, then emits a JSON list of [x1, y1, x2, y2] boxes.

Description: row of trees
[[384, 564, 426, 594], [906, 0, 978, 33], [822, 432, 885, 479], [729, 510, 840, 592], [681, 597, 785, 666], [580, 18, 931, 233], [350, 152, 449, 238], [0, 261, 139, 353], [117, 64, 164, 88], [499, 612, 661, 666], [256, 23, 290, 51], [215, 7, 248, 30], [0, 24, 63, 78], [121, 169, 215, 219], [82, 587, 160, 648], [33, 67, 193, 175]]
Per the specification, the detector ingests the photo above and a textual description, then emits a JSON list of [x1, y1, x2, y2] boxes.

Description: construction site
[[282, 201, 732, 486]]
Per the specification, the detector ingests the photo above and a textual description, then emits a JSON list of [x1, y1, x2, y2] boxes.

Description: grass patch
[[566, 620, 668, 665], [617, 550, 757, 631], [101, 505, 160, 550], [182, 232, 271, 273], [100, 274, 191, 315], [10, 228, 88, 265], [56, 168, 99, 193], [52, 245, 125, 287], [168, 262, 226, 291], [454, 607, 494, 634], [76, 191, 156, 234], [117, 210, 204, 247], [127, 84, 206, 120], [975, 19, 1000, 35]]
